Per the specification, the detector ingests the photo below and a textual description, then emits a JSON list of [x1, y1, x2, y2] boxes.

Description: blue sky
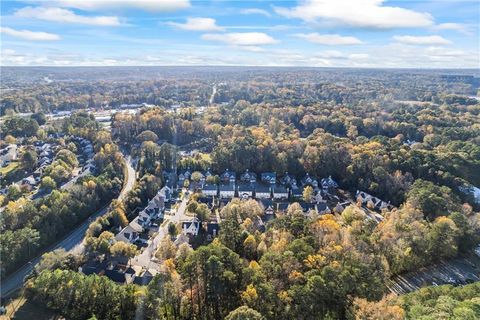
[[0, 0, 478, 67]]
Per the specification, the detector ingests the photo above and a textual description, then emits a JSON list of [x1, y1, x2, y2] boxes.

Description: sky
[[0, 0, 479, 68]]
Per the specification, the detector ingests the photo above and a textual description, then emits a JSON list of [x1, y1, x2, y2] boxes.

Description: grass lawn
[[0, 161, 19, 175], [1, 293, 59, 320]]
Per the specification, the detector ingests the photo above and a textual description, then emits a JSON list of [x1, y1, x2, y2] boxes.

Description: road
[[1, 154, 136, 299], [70, 155, 136, 254], [131, 192, 189, 269]]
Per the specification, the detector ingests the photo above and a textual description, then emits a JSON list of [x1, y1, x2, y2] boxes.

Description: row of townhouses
[[115, 185, 172, 244], [175, 168, 339, 200]]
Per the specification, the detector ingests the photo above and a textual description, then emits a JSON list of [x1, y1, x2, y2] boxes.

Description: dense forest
[[1, 67, 478, 114], [0, 113, 124, 277]]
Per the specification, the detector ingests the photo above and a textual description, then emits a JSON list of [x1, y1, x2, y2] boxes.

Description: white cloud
[[167, 17, 224, 31], [294, 33, 362, 45], [432, 23, 471, 35], [1, 45, 476, 68], [275, 0, 433, 28], [15, 7, 121, 26], [371, 43, 478, 68], [393, 35, 451, 45], [35, 0, 190, 12], [348, 53, 369, 60], [240, 8, 271, 17], [237, 46, 265, 52], [0, 26, 61, 41], [201, 32, 278, 46]]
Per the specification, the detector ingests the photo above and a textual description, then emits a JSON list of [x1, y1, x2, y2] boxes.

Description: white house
[[21, 175, 38, 190], [116, 187, 167, 243], [240, 169, 257, 183], [202, 184, 218, 197], [219, 183, 236, 198], [321, 176, 339, 190], [272, 185, 288, 200], [261, 172, 276, 185], [280, 173, 296, 186], [220, 169, 236, 185], [0, 144, 17, 167], [182, 218, 200, 237], [238, 183, 254, 199], [355, 190, 390, 211], [254, 183, 271, 199], [301, 173, 319, 189]]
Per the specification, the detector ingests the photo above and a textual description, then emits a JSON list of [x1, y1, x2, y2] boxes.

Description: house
[[104, 266, 127, 284], [39, 149, 52, 158], [238, 183, 254, 199], [182, 218, 200, 238], [80, 260, 108, 276], [300, 202, 316, 213], [316, 202, 331, 215], [314, 192, 324, 204], [116, 188, 166, 243], [272, 184, 288, 200], [261, 172, 276, 185], [301, 173, 319, 189], [133, 269, 158, 286], [219, 183, 236, 198], [220, 169, 236, 184], [161, 185, 172, 201], [254, 183, 272, 199], [202, 184, 219, 197], [280, 172, 296, 186], [276, 202, 290, 213], [321, 176, 339, 190], [0, 144, 17, 166], [240, 169, 257, 183], [197, 196, 214, 209], [334, 201, 352, 213], [21, 175, 38, 190], [33, 167, 44, 178], [124, 266, 141, 284], [38, 156, 51, 167], [178, 169, 192, 187], [115, 224, 142, 243], [259, 199, 275, 216], [355, 190, 390, 211], [206, 222, 220, 241], [290, 185, 302, 199], [35, 143, 52, 153]]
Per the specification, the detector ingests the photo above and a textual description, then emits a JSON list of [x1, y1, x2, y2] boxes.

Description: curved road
[[1, 154, 136, 298]]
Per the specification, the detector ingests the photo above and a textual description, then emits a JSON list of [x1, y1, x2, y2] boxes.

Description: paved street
[[1, 154, 136, 299], [70, 155, 136, 254], [131, 192, 189, 269]]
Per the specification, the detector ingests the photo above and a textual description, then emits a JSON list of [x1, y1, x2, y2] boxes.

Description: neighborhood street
[[1, 154, 136, 299], [131, 193, 189, 269]]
